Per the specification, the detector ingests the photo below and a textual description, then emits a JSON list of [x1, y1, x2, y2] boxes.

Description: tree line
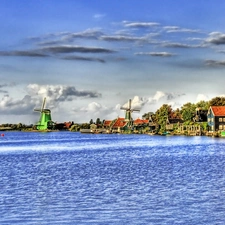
[[78, 96, 225, 133], [142, 96, 225, 133]]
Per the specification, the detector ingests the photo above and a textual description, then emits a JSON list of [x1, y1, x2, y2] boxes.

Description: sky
[[1, 0, 225, 124]]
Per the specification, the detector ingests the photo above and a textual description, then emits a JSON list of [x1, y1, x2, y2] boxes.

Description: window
[[223, 118, 225, 122], [219, 125, 223, 130], [208, 118, 212, 122], [219, 118, 222, 122]]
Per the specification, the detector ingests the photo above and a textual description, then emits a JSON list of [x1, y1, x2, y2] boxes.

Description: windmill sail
[[34, 97, 46, 112], [41, 97, 46, 112], [120, 99, 140, 121]]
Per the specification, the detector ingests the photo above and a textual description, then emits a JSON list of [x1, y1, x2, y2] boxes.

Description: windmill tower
[[34, 97, 54, 130], [120, 99, 140, 123]]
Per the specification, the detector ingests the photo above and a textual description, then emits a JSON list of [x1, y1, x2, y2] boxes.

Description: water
[[0, 132, 225, 224]]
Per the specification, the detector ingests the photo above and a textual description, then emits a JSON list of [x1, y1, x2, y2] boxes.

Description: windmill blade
[[41, 97, 46, 112], [34, 108, 41, 112], [128, 99, 132, 109], [131, 109, 140, 112], [121, 99, 132, 110]]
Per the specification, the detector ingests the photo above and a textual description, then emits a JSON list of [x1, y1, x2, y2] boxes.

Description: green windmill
[[120, 99, 140, 124], [34, 97, 54, 130]]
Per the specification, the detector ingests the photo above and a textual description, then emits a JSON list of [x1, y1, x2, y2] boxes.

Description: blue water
[[0, 132, 225, 224]]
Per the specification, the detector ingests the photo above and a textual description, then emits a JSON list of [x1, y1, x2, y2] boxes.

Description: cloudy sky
[[1, 0, 225, 124]]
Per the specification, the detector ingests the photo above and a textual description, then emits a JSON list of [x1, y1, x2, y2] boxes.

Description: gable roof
[[133, 118, 149, 125], [103, 120, 112, 127], [112, 118, 128, 128], [210, 106, 225, 116]]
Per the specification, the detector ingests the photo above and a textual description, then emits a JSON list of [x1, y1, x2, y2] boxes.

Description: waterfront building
[[207, 106, 225, 132]]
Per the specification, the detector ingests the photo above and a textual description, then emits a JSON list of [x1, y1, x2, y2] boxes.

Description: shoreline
[[0, 128, 224, 138]]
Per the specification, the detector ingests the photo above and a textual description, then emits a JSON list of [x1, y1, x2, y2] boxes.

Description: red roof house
[[110, 118, 128, 132], [103, 120, 112, 128], [133, 118, 149, 126], [208, 106, 225, 132]]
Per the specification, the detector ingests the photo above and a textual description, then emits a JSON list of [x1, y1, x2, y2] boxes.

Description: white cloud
[[81, 102, 107, 112], [121, 96, 145, 109], [93, 14, 106, 19], [196, 94, 209, 102], [77, 102, 117, 121], [123, 21, 160, 28], [135, 52, 175, 57], [153, 91, 166, 101], [0, 94, 36, 116], [27, 84, 101, 106]]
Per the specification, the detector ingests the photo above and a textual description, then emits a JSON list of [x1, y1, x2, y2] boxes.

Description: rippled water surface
[[0, 132, 225, 224]]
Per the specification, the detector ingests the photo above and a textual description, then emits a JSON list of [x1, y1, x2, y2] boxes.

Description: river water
[[0, 132, 225, 224]]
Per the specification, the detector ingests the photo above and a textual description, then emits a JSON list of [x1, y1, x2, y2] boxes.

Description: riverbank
[[1, 126, 225, 138]]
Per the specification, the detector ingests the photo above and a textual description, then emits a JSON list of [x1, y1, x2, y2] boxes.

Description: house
[[142, 112, 158, 132], [111, 117, 128, 133], [207, 106, 225, 132], [90, 123, 97, 132], [193, 108, 208, 122], [103, 120, 112, 129], [55, 121, 73, 130], [133, 118, 149, 126], [133, 118, 149, 132], [102, 120, 113, 133], [64, 121, 73, 129], [103, 118, 128, 133], [166, 117, 183, 131]]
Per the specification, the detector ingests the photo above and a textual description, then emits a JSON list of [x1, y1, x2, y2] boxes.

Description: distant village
[[1, 96, 225, 137]]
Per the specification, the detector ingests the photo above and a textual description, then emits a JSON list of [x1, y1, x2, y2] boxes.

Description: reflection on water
[[0, 132, 225, 224]]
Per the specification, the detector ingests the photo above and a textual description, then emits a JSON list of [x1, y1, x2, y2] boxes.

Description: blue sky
[[1, 0, 225, 124]]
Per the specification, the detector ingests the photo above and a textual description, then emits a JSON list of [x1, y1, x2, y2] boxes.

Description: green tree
[[17, 123, 22, 130], [171, 108, 182, 119], [80, 123, 90, 129], [70, 124, 80, 132], [142, 112, 154, 120], [96, 118, 101, 125], [155, 104, 173, 132], [209, 97, 225, 106], [11, 124, 17, 130], [180, 102, 196, 122], [89, 119, 94, 124], [196, 100, 209, 110]]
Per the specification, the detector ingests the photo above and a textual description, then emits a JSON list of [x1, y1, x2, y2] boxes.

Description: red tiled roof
[[112, 118, 127, 128], [133, 118, 149, 125], [64, 122, 72, 128], [103, 120, 112, 126], [211, 106, 225, 116]]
